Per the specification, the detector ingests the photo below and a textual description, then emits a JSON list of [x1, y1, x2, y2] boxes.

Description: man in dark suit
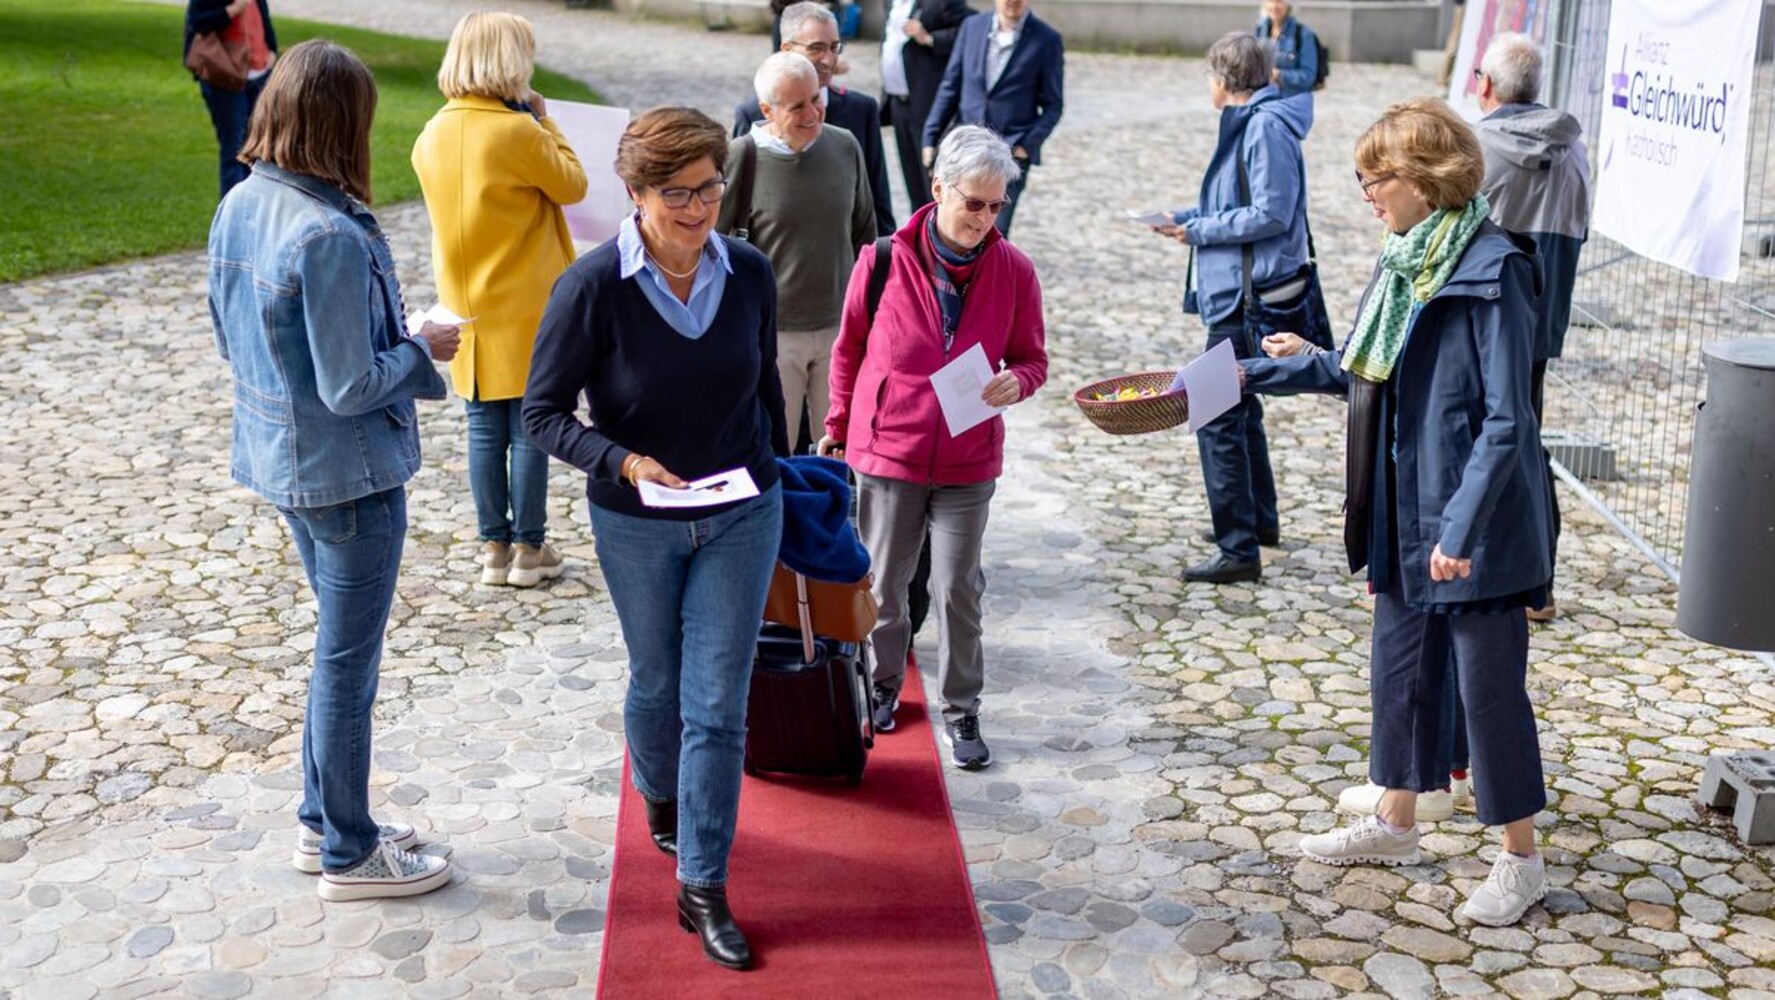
[[734, 2, 895, 237], [921, 0, 1063, 235], [880, 0, 973, 212]]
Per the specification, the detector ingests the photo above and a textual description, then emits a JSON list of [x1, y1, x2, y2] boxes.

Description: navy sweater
[[522, 238, 790, 520]]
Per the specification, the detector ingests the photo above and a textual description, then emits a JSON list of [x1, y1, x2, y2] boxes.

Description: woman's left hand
[[1152, 224, 1190, 245], [981, 371, 1022, 407], [1429, 544, 1472, 582]]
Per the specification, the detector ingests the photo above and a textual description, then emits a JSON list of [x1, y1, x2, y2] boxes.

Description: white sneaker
[[508, 543, 564, 587], [1337, 783, 1455, 822], [480, 541, 513, 586], [1459, 852, 1547, 926], [318, 840, 451, 902], [293, 821, 419, 874], [1298, 815, 1422, 867], [1452, 773, 1473, 810]]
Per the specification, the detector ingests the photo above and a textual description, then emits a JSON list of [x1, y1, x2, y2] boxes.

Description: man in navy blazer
[[880, 0, 974, 212], [734, 2, 895, 236], [920, 0, 1064, 235]]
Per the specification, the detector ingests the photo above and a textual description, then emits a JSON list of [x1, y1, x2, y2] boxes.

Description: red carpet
[[595, 665, 996, 999]]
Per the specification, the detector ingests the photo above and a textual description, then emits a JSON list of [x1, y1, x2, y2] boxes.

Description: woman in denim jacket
[[208, 41, 458, 903]]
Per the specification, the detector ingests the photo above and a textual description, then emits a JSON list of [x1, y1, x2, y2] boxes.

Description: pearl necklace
[[647, 251, 699, 280]]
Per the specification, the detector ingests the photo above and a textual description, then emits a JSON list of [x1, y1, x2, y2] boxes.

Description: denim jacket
[[209, 162, 446, 508]]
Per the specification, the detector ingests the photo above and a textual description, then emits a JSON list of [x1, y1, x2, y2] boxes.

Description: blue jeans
[[465, 398, 549, 547], [589, 484, 783, 888], [1196, 317, 1278, 562], [200, 75, 268, 200], [278, 487, 407, 871]]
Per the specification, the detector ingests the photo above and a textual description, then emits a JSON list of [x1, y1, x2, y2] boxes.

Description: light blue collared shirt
[[616, 212, 732, 340]]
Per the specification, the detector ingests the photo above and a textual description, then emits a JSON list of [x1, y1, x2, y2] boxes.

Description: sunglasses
[[951, 189, 1009, 214]]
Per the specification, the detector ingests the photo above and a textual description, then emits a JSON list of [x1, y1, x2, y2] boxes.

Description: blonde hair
[[239, 40, 378, 203], [437, 12, 536, 102], [1354, 98, 1485, 210]]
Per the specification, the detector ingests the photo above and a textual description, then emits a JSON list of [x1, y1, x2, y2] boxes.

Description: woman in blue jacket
[[1154, 31, 1313, 584], [209, 42, 457, 901], [1246, 98, 1554, 928], [1255, 0, 1321, 98]]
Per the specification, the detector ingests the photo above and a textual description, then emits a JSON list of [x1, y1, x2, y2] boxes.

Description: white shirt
[[881, 0, 916, 98], [987, 14, 1024, 91]]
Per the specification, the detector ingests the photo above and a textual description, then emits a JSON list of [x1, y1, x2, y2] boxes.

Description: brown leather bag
[[761, 562, 878, 644], [186, 31, 250, 92]]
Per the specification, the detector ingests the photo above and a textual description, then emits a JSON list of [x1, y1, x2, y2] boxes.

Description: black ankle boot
[[643, 798, 677, 857], [676, 883, 752, 970]]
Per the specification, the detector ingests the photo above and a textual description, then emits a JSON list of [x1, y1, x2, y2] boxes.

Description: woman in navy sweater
[[523, 107, 788, 972]]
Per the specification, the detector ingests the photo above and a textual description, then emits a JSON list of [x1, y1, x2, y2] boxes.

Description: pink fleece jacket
[[825, 203, 1049, 485]]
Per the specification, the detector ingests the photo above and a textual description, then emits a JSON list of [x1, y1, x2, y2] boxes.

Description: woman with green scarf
[[1244, 98, 1555, 928]]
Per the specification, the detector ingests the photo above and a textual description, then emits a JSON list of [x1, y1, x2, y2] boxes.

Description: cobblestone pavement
[[5, 3, 1775, 998]]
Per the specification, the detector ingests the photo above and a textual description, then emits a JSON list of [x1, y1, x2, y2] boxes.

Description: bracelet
[[621, 454, 643, 485]]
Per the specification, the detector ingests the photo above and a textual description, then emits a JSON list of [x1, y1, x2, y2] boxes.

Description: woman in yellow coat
[[413, 12, 588, 587]]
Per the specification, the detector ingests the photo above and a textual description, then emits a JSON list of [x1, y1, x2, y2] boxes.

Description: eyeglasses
[[656, 178, 729, 209], [787, 40, 845, 57], [949, 188, 1009, 214], [1355, 171, 1395, 197], [1471, 67, 1486, 82]]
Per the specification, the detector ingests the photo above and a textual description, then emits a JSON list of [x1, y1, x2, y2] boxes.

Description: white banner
[[549, 100, 632, 246], [1591, 0, 1758, 281]]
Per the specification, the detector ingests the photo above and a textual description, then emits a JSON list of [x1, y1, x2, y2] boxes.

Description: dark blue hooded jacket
[[1244, 219, 1554, 607]]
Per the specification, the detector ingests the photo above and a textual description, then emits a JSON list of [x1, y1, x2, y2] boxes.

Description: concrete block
[[1698, 752, 1775, 845], [1544, 432, 1620, 481]]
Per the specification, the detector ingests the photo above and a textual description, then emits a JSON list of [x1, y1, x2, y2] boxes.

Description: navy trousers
[[1368, 587, 1547, 827], [1195, 317, 1278, 563], [994, 158, 1033, 237]]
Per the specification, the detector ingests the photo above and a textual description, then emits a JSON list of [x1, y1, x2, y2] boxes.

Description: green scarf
[[1341, 195, 1490, 383]]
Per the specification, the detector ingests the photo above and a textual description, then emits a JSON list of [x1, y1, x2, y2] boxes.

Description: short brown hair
[[614, 107, 728, 191], [1354, 98, 1484, 210], [239, 40, 378, 203], [437, 12, 535, 102]]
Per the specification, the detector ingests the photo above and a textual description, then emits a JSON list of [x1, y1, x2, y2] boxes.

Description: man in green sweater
[[719, 52, 877, 452]]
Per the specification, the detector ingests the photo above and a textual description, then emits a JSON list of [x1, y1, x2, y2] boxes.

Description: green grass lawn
[[0, 0, 602, 283]]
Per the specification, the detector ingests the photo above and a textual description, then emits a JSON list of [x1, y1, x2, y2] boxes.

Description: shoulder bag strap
[[1236, 131, 1254, 314], [731, 134, 758, 241], [866, 235, 893, 326]]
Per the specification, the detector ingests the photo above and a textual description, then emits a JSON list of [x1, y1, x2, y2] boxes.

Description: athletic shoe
[[1337, 783, 1456, 822], [871, 685, 899, 733], [1452, 773, 1473, 810], [1459, 852, 1547, 926], [508, 543, 564, 587], [293, 821, 419, 874], [944, 715, 991, 770], [480, 541, 513, 586], [317, 840, 451, 902], [1298, 815, 1422, 867]]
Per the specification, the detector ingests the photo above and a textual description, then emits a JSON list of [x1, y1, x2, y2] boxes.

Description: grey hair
[[1206, 31, 1273, 95], [754, 51, 817, 107], [932, 125, 1022, 191], [1479, 32, 1542, 104], [779, 1, 838, 43]]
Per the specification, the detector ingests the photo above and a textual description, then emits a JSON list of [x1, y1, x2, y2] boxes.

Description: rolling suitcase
[[744, 617, 873, 786]]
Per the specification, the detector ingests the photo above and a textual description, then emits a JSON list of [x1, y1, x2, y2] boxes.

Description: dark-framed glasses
[[657, 178, 729, 209], [1355, 170, 1395, 197], [788, 39, 845, 57]]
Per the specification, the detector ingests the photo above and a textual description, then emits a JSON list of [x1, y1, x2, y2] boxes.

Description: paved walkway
[[4, 3, 1775, 998]]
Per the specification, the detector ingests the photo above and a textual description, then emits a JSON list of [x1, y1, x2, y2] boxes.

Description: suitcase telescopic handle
[[794, 571, 817, 664]]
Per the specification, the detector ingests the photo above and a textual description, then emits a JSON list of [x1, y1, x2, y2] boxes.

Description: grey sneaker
[[943, 715, 991, 770], [871, 685, 899, 733], [293, 821, 419, 874], [508, 542, 564, 587], [1459, 852, 1547, 926], [318, 840, 451, 902], [480, 541, 513, 586], [1298, 815, 1422, 867]]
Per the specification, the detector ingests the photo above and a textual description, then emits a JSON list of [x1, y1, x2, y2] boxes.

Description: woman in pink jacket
[[820, 125, 1048, 770]]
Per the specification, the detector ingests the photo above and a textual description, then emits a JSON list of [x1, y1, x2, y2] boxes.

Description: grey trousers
[[857, 473, 996, 724]]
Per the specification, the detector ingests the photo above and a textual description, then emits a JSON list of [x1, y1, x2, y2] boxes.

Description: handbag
[[1235, 131, 1335, 353], [186, 30, 250, 92], [762, 562, 878, 645]]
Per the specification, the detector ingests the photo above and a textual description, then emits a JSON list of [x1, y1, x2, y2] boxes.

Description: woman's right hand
[[816, 435, 846, 459], [1262, 332, 1308, 358], [628, 455, 688, 490], [525, 90, 549, 119]]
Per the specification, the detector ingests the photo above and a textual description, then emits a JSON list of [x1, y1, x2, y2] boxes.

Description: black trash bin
[[1677, 338, 1775, 651]]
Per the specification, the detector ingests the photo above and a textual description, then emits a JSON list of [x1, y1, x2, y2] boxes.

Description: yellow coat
[[412, 96, 588, 401]]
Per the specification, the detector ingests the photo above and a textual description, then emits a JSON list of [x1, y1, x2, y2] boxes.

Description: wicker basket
[[1073, 372, 1190, 435]]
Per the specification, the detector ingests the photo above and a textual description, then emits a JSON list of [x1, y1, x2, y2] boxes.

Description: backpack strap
[[865, 235, 893, 325], [729, 134, 758, 242]]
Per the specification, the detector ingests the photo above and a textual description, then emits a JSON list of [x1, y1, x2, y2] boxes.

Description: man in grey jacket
[[1475, 32, 1588, 621]]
